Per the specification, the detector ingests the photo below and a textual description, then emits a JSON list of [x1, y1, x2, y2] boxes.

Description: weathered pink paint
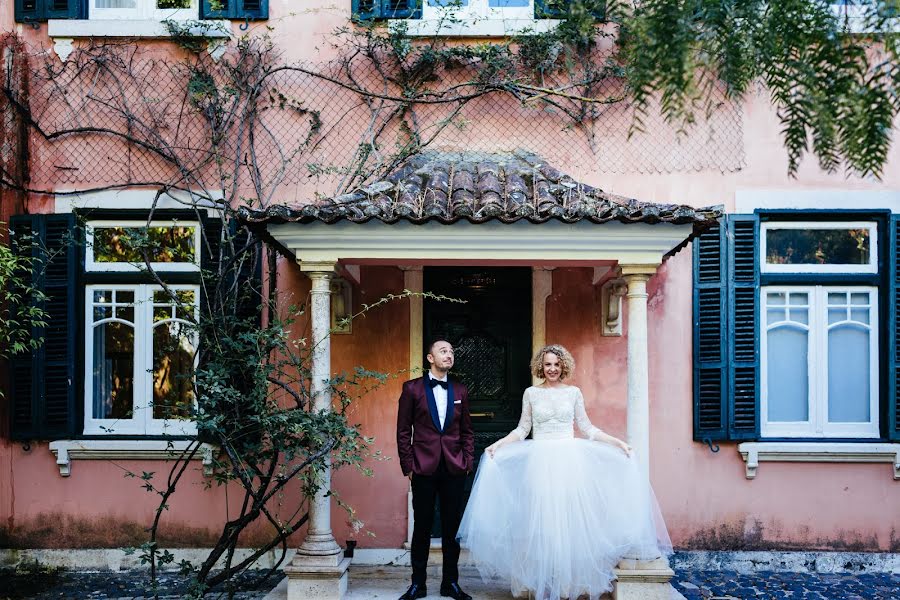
[[1, 0, 899, 554]]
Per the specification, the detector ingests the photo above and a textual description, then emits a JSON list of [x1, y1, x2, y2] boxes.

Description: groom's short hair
[[426, 338, 452, 357]]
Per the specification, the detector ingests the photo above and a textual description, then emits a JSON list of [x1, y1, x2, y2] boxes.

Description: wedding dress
[[457, 385, 672, 600]]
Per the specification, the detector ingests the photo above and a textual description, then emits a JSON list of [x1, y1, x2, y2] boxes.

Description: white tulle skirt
[[457, 438, 672, 600]]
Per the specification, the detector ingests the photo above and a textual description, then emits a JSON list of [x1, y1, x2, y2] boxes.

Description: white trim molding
[[737, 442, 900, 480], [735, 189, 900, 213], [55, 189, 223, 214], [268, 220, 693, 266], [48, 439, 217, 477]]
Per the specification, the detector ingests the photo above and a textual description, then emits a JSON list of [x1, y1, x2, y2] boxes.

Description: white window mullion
[[813, 286, 826, 436]]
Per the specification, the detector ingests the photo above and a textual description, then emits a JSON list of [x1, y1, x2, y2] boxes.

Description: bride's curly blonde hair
[[530, 344, 575, 380]]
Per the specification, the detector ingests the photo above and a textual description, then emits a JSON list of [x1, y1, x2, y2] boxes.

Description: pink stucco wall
[[1, 0, 899, 552]]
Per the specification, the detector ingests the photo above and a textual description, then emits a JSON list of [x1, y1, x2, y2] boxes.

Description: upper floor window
[[761, 221, 877, 274], [86, 221, 201, 272], [89, 0, 196, 20]]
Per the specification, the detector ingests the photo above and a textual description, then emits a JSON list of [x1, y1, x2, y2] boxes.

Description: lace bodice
[[510, 386, 604, 441]]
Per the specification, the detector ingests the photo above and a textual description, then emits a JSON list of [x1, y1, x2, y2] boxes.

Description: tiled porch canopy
[[241, 151, 720, 229], [238, 152, 722, 600]]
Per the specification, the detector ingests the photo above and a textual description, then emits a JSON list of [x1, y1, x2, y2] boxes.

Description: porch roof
[[239, 152, 722, 227]]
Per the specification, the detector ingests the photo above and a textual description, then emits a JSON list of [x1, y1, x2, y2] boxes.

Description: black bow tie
[[429, 378, 448, 389]]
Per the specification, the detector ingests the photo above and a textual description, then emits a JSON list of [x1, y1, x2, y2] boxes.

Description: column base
[[283, 555, 351, 600], [613, 558, 685, 600]]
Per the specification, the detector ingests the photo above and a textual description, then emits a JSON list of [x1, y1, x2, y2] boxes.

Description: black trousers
[[410, 457, 466, 586]]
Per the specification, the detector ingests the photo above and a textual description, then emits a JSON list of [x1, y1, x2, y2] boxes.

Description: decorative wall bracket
[[601, 277, 628, 336]]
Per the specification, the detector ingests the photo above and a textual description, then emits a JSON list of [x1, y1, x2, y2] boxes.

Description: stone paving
[[1, 565, 898, 599]]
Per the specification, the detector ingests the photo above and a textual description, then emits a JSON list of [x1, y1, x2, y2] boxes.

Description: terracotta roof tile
[[239, 152, 723, 227]]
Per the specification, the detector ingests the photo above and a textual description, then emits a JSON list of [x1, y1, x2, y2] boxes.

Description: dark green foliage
[[623, 1, 900, 178]]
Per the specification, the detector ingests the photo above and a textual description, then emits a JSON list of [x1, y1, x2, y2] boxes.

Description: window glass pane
[[94, 306, 112, 321], [93, 321, 134, 420], [767, 307, 785, 324], [850, 292, 868, 305], [828, 307, 845, 325], [827, 292, 846, 305], [767, 326, 809, 422], [789, 293, 808, 305], [428, 0, 469, 5], [789, 307, 808, 326], [93, 225, 196, 264], [117, 290, 134, 303], [489, 0, 529, 6], [95, 0, 136, 7], [765, 227, 870, 266], [153, 321, 196, 420], [94, 289, 111, 304], [767, 292, 786, 306], [828, 324, 870, 422], [849, 308, 869, 324], [158, 0, 190, 7]]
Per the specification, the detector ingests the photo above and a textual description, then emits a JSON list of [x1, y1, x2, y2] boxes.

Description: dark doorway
[[423, 267, 532, 537]]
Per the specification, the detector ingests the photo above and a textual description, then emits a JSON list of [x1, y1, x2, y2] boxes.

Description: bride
[[457, 344, 671, 600]]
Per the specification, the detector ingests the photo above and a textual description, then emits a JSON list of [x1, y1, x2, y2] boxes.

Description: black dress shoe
[[440, 582, 473, 600], [399, 583, 427, 600]]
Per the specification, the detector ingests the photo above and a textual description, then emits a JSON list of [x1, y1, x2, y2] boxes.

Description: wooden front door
[[423, 266, 532, 536]]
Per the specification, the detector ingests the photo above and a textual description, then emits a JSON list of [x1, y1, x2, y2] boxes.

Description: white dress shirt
[[429, 373, 449, 429]]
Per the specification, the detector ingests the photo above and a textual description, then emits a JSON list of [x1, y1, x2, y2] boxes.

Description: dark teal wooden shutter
[[693, 214, 760, 443], [15, 0, 81, 21], [888, 215, 900, 441], [693, 220, 728, 441], [351, 0, 421, 20], [535, 0, 605, 19], [9, 214, 78, 441], [728, 214, 760, 440], [201, 0, 268, 20]]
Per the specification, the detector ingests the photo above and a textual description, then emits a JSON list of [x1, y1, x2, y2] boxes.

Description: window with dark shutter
[[351, 0, 421, 20], [693, 214, 761, 443], [200, 0, 268, 20], [693, 220, 728, 441], [9, 214, 79, 441], [535, 0, 605, 19], [15, 0, 81, 21]]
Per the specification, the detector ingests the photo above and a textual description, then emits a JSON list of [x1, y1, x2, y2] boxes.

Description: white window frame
[[761, 285, 880, 439], [422, 0, 533, 21], [760, 220, 878, 274], [84, 283, 199, 436], [86, 220, 202, 273], [89, 0, 197, 21]]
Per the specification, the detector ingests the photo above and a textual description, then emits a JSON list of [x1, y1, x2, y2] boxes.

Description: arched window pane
[[93, 321, 134, 419], [828, 325, 870, 423], [767, 326, 809, 422]]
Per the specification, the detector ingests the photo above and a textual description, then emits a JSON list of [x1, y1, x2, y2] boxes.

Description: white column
[[614, 265, 679, 600], [285, 261, 350, 600], [532, 267, 554, 386], [620, 265, 657, 478]]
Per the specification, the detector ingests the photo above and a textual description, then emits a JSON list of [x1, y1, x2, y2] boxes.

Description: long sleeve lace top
[[510, 385, 604, 441]]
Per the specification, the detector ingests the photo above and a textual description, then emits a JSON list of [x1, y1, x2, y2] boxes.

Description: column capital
[[619, 264, 659, 278], [299, 260, 338, 274]]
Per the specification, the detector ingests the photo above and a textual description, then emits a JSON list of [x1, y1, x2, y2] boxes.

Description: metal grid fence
[[10, 38, 745, 203]]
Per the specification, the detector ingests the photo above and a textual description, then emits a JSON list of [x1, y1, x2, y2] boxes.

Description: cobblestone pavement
[[1, 567, 898, 599], [672, 570, 899, 600]]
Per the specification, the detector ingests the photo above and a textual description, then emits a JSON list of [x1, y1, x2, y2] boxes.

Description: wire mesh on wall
[[10, 39, 744, 204]]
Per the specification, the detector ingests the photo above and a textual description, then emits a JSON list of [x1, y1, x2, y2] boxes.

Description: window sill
[[48, 439, 217, 477], [737, 442, 900, 480], [48, 19, 230, 38], [47, 19, 230, 60], [389, 18, 560, 37]]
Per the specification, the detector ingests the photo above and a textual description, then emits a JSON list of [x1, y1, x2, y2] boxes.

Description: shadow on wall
[[684, 519, 897, 552], [0, 513, 286, 549]]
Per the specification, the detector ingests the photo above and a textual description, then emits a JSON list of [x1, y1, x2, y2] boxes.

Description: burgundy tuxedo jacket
[[396, 376, 474, 477]]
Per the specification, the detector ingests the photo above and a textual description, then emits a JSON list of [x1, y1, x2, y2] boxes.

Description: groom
[[396, 339, 474, 600]]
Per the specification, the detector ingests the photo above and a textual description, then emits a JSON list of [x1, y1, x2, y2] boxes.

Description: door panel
[[423, 267, 532, 536]]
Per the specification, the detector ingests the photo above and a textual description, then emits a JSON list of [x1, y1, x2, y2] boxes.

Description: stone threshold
[[1, 548, 898, 575]]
